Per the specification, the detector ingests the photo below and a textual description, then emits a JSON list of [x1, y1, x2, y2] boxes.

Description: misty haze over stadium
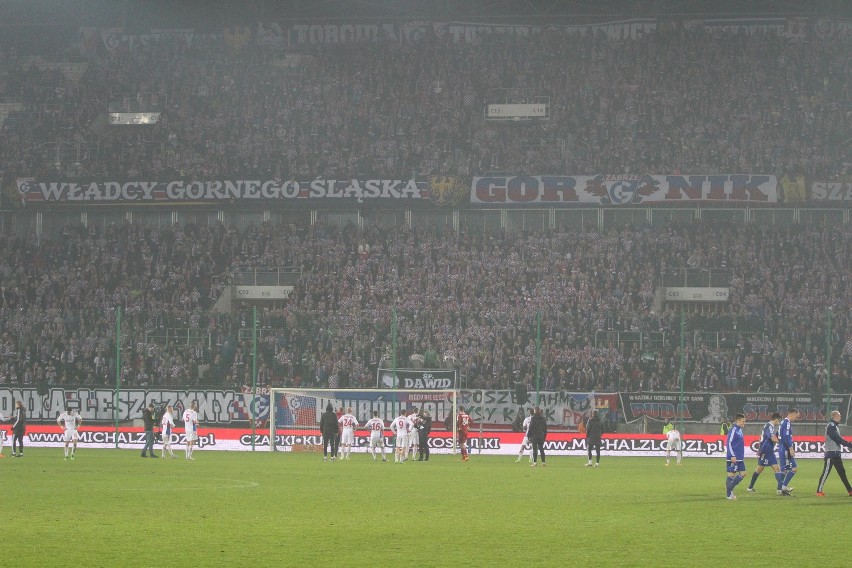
[[0, 0, 849, 434]]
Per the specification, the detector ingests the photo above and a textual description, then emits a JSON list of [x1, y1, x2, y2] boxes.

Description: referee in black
[[816, 410, 852, 497], [10, 400, 26, 457], [528, 407, 548, 467], [141, 403, 157, 458], [585, 410, 604, 467], [319, 403, 339, 461], [418, 410, 432, 461]]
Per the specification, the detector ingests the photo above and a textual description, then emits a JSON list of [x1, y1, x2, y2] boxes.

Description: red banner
[[15, 425, 840, 458]]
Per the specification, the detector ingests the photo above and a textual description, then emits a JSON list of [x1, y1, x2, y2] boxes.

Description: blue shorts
[[777, 450, 797, 471], [726, 459, 746, 473], [757, 452, 778, 467]]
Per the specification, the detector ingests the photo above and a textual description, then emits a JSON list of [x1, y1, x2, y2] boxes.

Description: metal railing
[[594, 330, 667, 351], [231, 268, 301, 286], [144, 328, 212, 347], [660, 268, 733, 288]]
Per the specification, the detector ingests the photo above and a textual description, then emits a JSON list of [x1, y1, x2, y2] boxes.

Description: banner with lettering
[[19, 426, 842, 458], [256, 18, 851, 48], [4, 387, 846, 427], [619, 392, 851, 425], [457, 390, 620, 429], [376, 368, 458, 389], [810, 181, 852, 202], [1, 386, 612, 429], [15, 176, 469, 208], [470, 174, 779, 206], [98, 28, 214, 54]]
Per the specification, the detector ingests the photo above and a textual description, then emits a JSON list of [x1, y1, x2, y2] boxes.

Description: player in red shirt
[[457, 406, 471, 461]]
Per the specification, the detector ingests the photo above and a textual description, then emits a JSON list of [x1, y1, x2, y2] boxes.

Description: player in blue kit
[[746, 413, 784, 494], [777, 408, 799, 496], [725, 413, 747, 500]]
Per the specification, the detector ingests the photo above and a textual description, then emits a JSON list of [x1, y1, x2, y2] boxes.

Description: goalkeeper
[[319, 403, 339, 461]]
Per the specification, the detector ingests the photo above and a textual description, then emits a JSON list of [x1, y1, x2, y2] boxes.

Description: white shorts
[[408, 432, 418, 447], [665, 436, 682, 451], [64, 429, 79, 443], [341, 430, 355, 445], [369, 434, 383, 448], [185, 431, 198, 442], [395, 435, 408, 448]]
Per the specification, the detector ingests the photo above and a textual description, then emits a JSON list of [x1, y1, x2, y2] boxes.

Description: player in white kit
[[389, 411, 412, 463], [663, 418, 682, 466], [516, 409, 534, 463], [406, 408, 420, 461], [183, 401, 199, 460], [338, 407, 359, 460], [57, 407, 82, 460], [363, 411, 387, 462], [160, 405, 176, 459]]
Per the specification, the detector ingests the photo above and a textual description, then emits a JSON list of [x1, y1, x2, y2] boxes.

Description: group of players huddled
[[319, 403, 467, 463]]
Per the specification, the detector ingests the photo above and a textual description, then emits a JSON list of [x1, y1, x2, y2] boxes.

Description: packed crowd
[[1, 24, 850, 183], [0, 220, 848, 395]]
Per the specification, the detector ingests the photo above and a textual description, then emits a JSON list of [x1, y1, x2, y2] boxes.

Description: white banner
[[109, 112, 161, 125], [376, 368, 458, 389], [486, 103, 547, 118], [665, 287, 730, 302], [233, 286, 294, 300]]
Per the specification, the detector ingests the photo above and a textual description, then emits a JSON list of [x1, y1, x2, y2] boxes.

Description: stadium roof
[[1, 0, 851, 28]]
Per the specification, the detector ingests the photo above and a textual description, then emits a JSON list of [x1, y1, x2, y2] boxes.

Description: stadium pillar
[[114, 305, 121, 449], [251, 306, 257, 451], [535, 311, 541, 405], [392, 306, 398, 417], [825, 307, 833, 413], [678, 305, 685, 433]]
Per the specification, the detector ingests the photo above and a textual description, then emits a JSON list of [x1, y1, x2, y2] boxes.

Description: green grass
[[3, 449, 847, 567]]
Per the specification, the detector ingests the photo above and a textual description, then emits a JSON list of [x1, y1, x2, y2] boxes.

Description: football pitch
[[3, 449, 847, 567]]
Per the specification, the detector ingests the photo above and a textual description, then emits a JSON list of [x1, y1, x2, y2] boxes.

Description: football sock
[[731, 476, 743, 490], [774, 472, 784, 489], [726, 477, 734, 495], [783, 470, 795, 486], [748, 472, 760, 489]]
